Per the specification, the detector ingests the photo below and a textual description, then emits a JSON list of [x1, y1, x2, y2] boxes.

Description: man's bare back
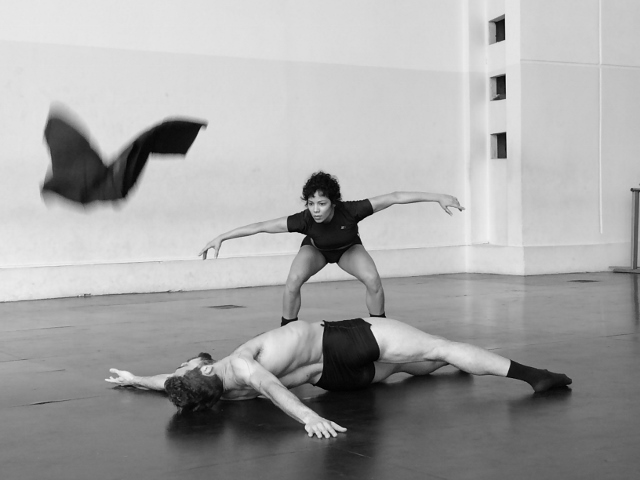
[[214, 321, 326, 400]]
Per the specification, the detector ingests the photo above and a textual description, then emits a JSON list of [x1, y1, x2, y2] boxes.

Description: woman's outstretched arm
[[368, 192, 464, 216], [199, 216, 289, 259]]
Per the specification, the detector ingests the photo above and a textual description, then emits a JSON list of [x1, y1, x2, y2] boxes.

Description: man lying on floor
[[106, 317, 571, 439]]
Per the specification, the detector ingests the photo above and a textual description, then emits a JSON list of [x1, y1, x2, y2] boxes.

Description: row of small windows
[[490, 15, 506, 100], [490, 16, 506, 158], [490, 14, 506, 101]]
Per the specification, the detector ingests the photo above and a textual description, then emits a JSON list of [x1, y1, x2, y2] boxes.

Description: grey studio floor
[[1, 272, 639, 480]]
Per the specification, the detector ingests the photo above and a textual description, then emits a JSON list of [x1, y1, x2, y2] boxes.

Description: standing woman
[[199, 171, 464, 326]]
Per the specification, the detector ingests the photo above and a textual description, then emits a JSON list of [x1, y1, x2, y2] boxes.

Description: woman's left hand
[[439, 195, 465, 216]]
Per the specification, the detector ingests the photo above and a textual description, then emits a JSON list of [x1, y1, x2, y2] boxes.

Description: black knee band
[[369, 313, 386, 318]]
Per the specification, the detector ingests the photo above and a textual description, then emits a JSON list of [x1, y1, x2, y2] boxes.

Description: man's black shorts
[[314, 318, 380, 391]]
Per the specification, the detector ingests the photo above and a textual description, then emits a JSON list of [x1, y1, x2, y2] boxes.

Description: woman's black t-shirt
[[286, 200, 374, 250]]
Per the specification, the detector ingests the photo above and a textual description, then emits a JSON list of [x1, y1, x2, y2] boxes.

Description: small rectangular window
[[491, 74, 506, 100], [491, 133, 507, 159], [489, 16, 505, 44]]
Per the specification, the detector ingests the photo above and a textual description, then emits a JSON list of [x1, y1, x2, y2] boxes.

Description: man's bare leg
[[372, 360, 448, 383], [367, 318, 571, 392]]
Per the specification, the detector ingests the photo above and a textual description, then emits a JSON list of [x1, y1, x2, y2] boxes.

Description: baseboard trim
[[0, 243, 629, 301]]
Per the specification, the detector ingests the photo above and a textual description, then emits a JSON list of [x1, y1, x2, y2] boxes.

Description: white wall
[[0, 0, 465, 71], [466, 0, 638, 275], [3, 0, 639, 301], [601, 0, 640, 246], [515, 0, 636, 273], [0, 1, 469, 300]]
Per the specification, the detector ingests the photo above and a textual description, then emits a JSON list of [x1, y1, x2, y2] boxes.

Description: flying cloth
[[41, 110, 207, 205]]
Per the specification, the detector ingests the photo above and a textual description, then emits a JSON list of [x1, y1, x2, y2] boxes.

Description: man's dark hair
[[164, 353, 222, 413], [195, 352, 214, 363], [301, 171, 342, 204]]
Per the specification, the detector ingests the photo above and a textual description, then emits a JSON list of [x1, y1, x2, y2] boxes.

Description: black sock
[[507, 361, 572, 393], [369, 312, 386, 318], [281, 317, 298, 327]]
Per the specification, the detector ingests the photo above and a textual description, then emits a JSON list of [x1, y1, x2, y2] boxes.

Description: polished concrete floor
[[1, 272, 639, 480]]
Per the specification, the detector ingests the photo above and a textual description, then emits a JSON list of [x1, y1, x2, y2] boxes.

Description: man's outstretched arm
[[228, 357, 346, 438], [105, 368, 171, 391]]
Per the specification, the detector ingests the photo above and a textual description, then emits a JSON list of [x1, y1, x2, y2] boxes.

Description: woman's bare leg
[[338, 245, 385, 316], [282, 246, 326, 320]]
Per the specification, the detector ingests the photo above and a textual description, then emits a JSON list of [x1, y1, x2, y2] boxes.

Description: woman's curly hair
[[301, 171, 342, 204], [164, 353, 223, 414]]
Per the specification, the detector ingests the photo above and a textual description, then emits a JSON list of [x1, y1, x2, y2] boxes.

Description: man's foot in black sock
[[507, 361, 572, 393], [531, 370, 573, 393]]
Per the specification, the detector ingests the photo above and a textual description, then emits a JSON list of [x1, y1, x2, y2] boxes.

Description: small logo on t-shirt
[[341, 226, 346, 229]]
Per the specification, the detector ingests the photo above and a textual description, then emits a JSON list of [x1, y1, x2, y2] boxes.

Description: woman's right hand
[[199, 237, 223, 259]]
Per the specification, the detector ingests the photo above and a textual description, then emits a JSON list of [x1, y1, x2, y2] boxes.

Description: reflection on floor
[[1, 272, 639, 480]]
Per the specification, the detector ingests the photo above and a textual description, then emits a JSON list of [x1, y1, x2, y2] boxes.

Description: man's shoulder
[[225, 353, 257, 380]]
